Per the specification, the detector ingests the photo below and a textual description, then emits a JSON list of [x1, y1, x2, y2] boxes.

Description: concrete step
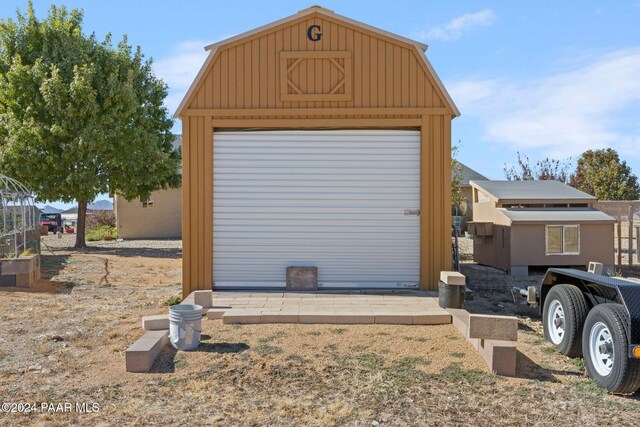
[[447, 308, 517, 376], [125, 330, 169, 373], [141, 314, 169, 331], [221, 308, 451, 325]]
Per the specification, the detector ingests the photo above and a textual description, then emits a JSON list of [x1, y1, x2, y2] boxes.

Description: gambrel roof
[[175, 5, 459, 117]]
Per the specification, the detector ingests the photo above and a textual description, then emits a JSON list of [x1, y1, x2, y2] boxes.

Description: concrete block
[[440, 271, 465, 286], [298, 313, 337, 324], [412, 313, 451, 325], [0, 274, 16, 287], [1, 256, 37, 275], [125, 330, 169, 373], [206, 309, 227, 320], [468, 314, 518, 342], [142, 314, 169, 331], [477, 339, 517, 376], [222, 310, 261, 324], [448, 309, 518, 342], [334, 314, 375, 324], [447, 308, 517, 376], [15, 273, 33, 288], [373, 314, 413, 325], [193, 290, 213, 308], [182, 293, 195, 305], [261, 313, 299, 323], [448, 309, 470, 336], [286, 266, 318, 291]]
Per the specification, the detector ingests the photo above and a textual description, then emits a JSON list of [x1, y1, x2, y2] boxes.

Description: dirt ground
[[0, 235, 639, 426]]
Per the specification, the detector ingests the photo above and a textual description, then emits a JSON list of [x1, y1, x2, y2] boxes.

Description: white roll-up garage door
[[213, 130, 420, 289]]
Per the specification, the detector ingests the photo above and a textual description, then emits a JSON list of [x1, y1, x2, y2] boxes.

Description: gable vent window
[[546, 225, 579, 255]]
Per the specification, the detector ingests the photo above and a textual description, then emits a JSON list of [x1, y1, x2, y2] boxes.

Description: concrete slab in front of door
[[192, 290, 450, 325]]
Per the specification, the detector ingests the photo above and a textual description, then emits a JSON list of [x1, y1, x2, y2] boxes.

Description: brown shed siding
[[510, 223, 614, 267], [179, 8, 456, 296], [187, 16, 445, 111], [472, 226, 512, 271]]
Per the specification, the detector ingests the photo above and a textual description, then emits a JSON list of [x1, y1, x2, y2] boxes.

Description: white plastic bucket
[[169, 304, 203, 350]]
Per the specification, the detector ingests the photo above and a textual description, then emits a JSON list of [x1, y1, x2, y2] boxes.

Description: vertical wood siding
[[188, 16, 445, 111], [181, 12, 454, 296]]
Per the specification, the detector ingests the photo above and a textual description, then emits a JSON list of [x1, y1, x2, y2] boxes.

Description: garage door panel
[[213, 130, 420, 289]]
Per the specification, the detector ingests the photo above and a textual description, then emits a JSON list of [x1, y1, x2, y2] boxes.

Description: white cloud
[[153, 37, 231, 114], [448, 48, 640, 159], [417, 10, 497, 41], [154, 40, 209, 91]]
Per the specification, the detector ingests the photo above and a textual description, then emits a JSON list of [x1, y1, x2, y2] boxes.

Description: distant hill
[[61, 200, 113, 214], [39, 205, 63, 214], [89, 200, 113, 211]]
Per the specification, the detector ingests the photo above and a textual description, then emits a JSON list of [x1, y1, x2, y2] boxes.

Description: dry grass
[[0, 241, 639, 426]]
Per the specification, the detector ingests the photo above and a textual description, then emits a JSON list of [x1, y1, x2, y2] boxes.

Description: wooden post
[[617, 220, 622, 267]]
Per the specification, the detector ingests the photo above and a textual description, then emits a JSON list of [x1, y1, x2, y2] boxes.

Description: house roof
[[174, 6, 460, 118], [498, 208, 615, 224], [459, 163, 487, 186], [470, 180, 597, 204]]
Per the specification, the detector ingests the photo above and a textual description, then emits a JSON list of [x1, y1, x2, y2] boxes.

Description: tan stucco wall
[[510, 223, 614, 268], [471, 188, 512, 226], [115, 188, 182, 239]]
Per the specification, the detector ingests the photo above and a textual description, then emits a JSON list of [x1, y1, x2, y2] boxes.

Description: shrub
[[85, 211, 116, 230], [163, 295, 182, 306], [86, 226, 117, 241]]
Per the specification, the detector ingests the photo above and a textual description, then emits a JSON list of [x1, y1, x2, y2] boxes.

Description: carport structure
[[175, 6, 459, 296]]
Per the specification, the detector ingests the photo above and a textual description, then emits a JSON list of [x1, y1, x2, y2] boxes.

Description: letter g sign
[[307, 25, 322, 41]]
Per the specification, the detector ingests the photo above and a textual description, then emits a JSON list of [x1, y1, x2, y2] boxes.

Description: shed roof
[[205, 6, 429, 52], [470, 180, 596, 204], [459, 163, 487, 186], [498, 207, 615, 224]]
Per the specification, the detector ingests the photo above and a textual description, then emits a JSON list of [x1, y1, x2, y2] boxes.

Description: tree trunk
[[75, 200, 87, 248]]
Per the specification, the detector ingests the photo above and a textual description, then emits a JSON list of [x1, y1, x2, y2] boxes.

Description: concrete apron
[[186, 290, 451, 326]]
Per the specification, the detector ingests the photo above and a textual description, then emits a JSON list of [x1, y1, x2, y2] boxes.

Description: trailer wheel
[[582, 304, 640, 394], [543, 284, 589, 357]]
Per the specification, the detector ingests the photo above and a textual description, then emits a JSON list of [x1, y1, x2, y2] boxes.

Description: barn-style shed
[[176, 6, 459, 296]]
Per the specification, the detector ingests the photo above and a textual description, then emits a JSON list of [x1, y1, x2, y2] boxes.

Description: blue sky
[[2, 1, 640, 208]]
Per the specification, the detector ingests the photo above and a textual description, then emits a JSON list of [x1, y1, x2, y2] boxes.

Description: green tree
[[504, 152, 572, 183], [451, 141, 464, 214], [0, 3, 180, 247], [570, 148, 640, 200]]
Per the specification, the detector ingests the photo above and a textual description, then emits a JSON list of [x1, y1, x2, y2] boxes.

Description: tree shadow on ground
[[40, 254, 72, 279], [56, 245, 182, 259]]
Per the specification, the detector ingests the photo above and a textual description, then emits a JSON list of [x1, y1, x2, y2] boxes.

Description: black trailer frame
[[540, 268, 640, 358]]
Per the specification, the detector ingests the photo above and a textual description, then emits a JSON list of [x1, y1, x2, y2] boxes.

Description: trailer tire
[[582, 304, 640, 394], [543, 284, 589, 357]]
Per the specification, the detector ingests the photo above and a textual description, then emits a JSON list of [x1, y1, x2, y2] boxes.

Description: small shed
[[469, 180, 615, 275], [176, 6, 459, 295]]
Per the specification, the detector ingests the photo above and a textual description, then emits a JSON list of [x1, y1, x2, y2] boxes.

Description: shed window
[[142, 197, 154, 209], [475, 190, 489, 203], [546, 225, 580, 255]]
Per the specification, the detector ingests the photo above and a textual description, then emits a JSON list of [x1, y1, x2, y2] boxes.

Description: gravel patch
[[40, 233, 182, 259]]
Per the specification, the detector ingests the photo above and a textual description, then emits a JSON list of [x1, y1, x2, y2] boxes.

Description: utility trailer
[[518, 267, 640, 394]]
